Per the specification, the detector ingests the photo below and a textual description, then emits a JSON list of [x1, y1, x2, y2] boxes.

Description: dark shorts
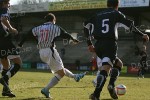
[[95, 40, 117, 65], [0, 37, 19, 59]]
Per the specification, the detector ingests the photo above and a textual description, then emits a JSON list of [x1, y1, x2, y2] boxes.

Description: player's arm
[[1, 8, 18, 34], [83, 16, 95, 52], [59, 27, 79, 43], [18, 28, 38, 47], [83, 22, 93, 46], [118, 12, 149, 42]]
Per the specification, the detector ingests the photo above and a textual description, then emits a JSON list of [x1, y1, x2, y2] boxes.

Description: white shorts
[[7, 55, 20, 59], [39, 47, 64, 73], [97, 57, 102, 70]]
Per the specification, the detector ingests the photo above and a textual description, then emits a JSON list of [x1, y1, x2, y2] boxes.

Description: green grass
[[0, 69, 150, 100]]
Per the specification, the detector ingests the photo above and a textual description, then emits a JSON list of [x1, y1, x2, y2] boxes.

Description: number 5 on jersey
[[102, 19, 109, 33]]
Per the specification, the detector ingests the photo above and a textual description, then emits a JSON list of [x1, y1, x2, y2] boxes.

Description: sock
[[137, 69, 141, 77], [141, 67, 145, 76], [2, 69, 9, 84], [2, 69, 9, 92], [64, 68, 75, 78], [3, 63, 21, 81], [45, 74, 62, 91], [109, 67, 120, 87], [94, 70, 108, 98]]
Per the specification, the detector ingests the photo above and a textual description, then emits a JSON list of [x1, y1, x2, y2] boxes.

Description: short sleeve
[[32, 27, 37, 36], [117, 11, 133, 28], [0, 8, 9, 18]]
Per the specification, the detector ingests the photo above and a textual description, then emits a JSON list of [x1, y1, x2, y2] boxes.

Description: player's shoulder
[[0, 8, 8, 14], [117, 10, 126, 18]]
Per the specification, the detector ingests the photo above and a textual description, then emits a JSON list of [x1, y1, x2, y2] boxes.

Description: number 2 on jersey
[[102, 19, 109, 33]]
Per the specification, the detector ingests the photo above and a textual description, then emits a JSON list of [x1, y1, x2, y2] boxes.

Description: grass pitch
[[0, 69, 150, 100]]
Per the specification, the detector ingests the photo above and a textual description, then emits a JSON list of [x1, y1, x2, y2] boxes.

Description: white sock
[[45, 74, 62, 91], [64, 68, 75, 78]]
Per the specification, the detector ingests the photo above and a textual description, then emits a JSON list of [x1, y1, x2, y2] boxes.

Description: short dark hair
[[0, 0, 9, 3], [0, 0, 9, 8], [44, 13, 56, 22], [107, 0, 119, 8]]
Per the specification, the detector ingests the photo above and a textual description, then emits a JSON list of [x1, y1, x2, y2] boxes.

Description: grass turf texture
[[0, 69, 150, 100]]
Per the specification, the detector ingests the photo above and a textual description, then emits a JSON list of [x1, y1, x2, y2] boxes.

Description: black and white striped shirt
[[32, 22, 61, 49], [19, 22, 74, 48]]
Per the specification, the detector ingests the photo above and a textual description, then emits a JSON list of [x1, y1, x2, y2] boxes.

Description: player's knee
[[96, 70, 108, 87], [110, 68, 119, 77], [56, 69, 65, 77], [54, 73, 63, 81], [99, 70, 108, 77]]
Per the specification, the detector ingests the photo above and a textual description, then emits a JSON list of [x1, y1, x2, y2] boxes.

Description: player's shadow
[[19, 97, 52, 100], [101, 99, 113, 100], [29, 86, 88, 89]]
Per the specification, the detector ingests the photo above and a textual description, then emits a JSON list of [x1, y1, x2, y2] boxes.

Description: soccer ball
[[116, 84, 126, 96]]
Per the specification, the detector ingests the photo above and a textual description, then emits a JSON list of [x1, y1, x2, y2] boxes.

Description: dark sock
[[4, 63, 21, 79], [109, 67, 120, 87], [94, 70, 108, 98], [137, 69, 141, 76], [2, 69, 9, 92], [1, 69, 9, 84]]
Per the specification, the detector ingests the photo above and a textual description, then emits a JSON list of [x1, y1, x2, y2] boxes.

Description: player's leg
[[92, 57, 101, 87], [64, 68, 86, 82], [0, 57, 16, 97], [90, 56, 113, 100], [90, 40, 117, 100], [1, 56, 21, 97], [1, 58, 10, 86], [0, 58, 10, 92], [92, 70, 100, 87], [108, 57, 122, 87], [41, 69, 64, 98], [40, 48, 65, 98], [141, 60, 147, 78], [141, 67, 146, 78], [6, 56, 22, 78], [137, 68, 142, 79], [108, 57, 123, 99]]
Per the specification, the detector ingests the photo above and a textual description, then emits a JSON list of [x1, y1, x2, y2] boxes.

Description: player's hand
[[142, 34, 149, 42], [10, 28, 18, 34], [88, 45, 95, 52]]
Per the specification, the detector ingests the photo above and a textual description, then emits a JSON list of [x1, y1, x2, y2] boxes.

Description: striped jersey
[[19, 22, 74, 48], [32, 22, 61, 48]]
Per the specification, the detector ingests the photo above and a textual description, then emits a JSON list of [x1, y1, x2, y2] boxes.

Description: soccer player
[[18, 13, 86, 98], [137, 45, 147, 79], [0, 0, 22, 97], [83, 0, 149, 100]]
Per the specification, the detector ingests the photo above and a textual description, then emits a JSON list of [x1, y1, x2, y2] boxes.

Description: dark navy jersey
[[0, 8, 10, 37], [84, 8, 134, 41]]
